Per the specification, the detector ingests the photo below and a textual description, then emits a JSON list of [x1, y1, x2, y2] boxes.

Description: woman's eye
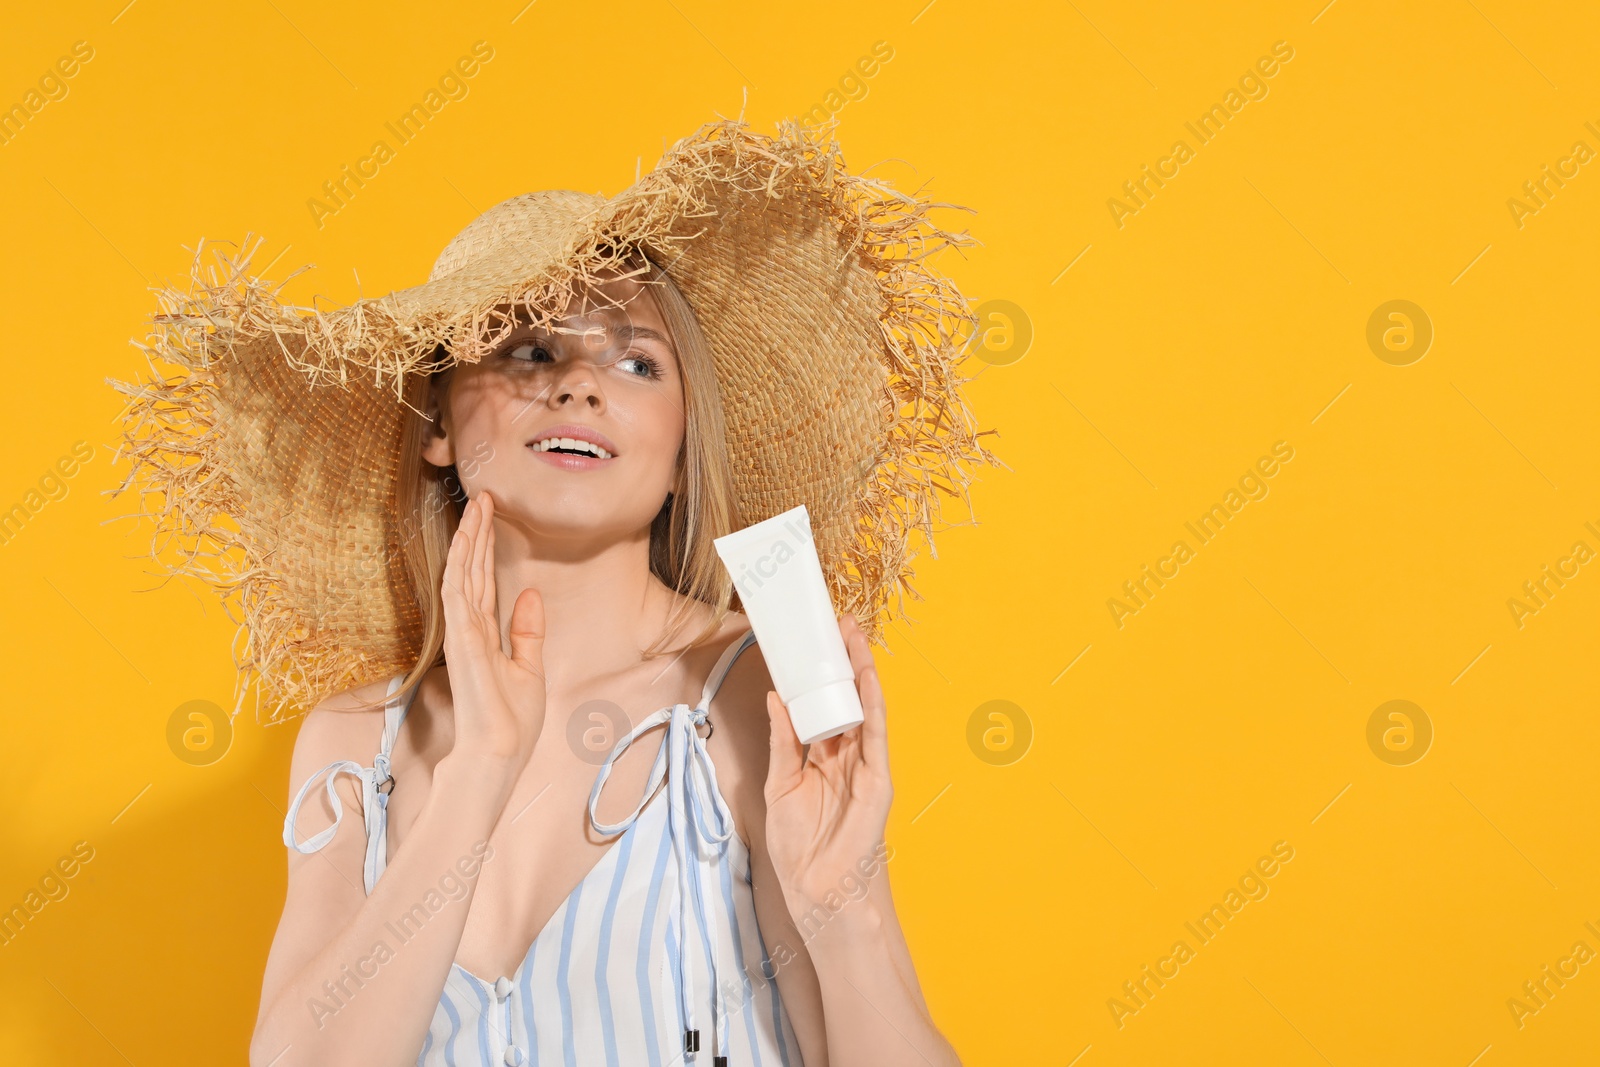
[[506, 342, 553, 362], [617, 354, 662, 379]]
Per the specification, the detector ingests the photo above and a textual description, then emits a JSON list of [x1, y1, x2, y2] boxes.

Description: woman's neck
[[488, 518, 676, 692]]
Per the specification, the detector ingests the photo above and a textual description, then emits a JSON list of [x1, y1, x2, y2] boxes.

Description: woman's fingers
[[457, 494, 479, 610], [440, 523, 474, 673], [442, 512, 468, 612], [508, 587, 546, 682], [840, 615, 890, 772], [856, 662, 889, 775], [467, 494, 490, 616], [477, 492, 497, 619], [765, 690, 806, 800], [838, 614, 876, 671]]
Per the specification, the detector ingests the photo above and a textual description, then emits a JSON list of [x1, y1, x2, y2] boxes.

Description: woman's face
[[422, 272, 686, 547]]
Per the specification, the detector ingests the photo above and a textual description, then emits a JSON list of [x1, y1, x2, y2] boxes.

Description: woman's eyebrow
[[579, 322, 671, 346], [610, 323, 670, 344]]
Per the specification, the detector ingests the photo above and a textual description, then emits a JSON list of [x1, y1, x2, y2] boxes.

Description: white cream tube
[[713, 504, 864, 744]]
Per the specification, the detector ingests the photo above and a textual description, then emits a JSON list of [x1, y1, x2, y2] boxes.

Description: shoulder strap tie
[[585, 628, 756, 1063], [280, 676, 411, 895]]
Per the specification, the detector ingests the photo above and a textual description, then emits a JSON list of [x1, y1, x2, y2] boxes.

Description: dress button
[[503, 1046, 525, 1066], [494, 976, 513, 1000]]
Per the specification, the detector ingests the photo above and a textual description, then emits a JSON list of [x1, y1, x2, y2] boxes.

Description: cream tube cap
[[785, 678, 865, 745]]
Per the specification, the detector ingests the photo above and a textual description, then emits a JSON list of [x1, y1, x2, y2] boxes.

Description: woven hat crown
[[428, 190, 604, 282]]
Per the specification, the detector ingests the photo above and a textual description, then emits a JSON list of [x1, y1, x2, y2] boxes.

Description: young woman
[[116, 118, 990, 1067]]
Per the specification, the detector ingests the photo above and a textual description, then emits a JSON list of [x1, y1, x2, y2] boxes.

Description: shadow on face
[[420, 270, 688, 550]]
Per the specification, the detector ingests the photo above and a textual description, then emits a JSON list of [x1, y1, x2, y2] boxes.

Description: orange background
[[2, 1, 1597, 1063]]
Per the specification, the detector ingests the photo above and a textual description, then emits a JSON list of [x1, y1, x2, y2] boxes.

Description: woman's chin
[[487, 500, 659, 549]]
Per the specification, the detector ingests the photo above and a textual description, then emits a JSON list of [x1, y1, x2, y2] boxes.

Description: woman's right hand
[[440, 490, 548, 775]]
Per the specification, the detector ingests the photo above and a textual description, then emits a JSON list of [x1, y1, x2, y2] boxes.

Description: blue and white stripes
[[411, 780, 799, 1065], [287, 628, 801, 1066]]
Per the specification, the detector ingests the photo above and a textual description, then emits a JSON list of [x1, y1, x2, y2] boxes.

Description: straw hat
[[114, 116, 996, 724]]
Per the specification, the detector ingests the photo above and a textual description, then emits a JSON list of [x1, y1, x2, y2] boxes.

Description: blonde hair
[[390, 252, 741, 700]]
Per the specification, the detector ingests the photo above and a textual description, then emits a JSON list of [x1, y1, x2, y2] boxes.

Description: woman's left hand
[[763, 614, 893, 921]]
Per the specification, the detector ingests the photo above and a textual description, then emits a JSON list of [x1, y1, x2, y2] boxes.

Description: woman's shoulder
[[698, 613, 779, 847], [286, 676, 399, 786], [687, 608, 762, 680], [705, 610, 775, 733]]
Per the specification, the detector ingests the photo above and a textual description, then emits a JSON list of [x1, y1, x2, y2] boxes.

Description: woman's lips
[[525, 424, 620, 456], [528, 446, 613, 471]]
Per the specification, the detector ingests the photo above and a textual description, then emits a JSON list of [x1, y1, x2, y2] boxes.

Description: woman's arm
[[734, 616, 960, 1066], [252, 491, 548, 1066], [777, 861, 954, 1066], [251, 724, 518, 1066], [746, 810, 953, 1067]]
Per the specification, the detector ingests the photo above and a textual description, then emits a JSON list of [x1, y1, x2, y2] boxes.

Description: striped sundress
[[284, 628, 803, 1066]]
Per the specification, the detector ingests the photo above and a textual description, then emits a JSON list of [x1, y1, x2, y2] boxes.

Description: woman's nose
[[548, 352, 605, 410]]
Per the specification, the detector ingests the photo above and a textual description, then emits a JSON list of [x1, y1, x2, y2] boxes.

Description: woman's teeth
[[532, 437, 612, 459]]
